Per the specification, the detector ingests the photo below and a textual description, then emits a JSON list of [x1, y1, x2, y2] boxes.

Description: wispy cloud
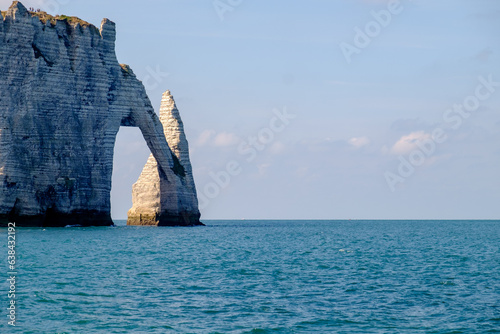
[[196, 129, 216, 147], [213, 132, 240, 147], [349, 136, 370, 148], [195, 130, 240, 147], [473, 48, 493, 63], [390, 131, 431, 155]]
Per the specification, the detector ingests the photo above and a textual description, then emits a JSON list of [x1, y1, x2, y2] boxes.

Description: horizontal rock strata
[[0, 1, 201, 227], [128, 91, 202, 226]]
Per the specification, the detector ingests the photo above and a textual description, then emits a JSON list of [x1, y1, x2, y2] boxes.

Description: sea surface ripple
[[0, 220, 499, 333]]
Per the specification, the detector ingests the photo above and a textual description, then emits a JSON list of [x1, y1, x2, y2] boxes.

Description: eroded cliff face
[[0, 1, 201, 226], [127, 90, 201, 226]]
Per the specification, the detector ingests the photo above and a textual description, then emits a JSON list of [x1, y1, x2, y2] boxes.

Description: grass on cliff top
[[120, 64, 135, 77], [1, 10, 91, 27], [30, 11, 95, 29]]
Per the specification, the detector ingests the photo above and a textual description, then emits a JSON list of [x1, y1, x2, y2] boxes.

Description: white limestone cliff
[[127, 90, 200, 226], [0, 1, 201, 226]]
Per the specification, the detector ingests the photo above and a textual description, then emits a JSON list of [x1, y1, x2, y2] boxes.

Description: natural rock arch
[[0, 2, 201, 226]]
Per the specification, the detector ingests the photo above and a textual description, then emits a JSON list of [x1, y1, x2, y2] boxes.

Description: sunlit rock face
[[127, 90, 202, 226], [0, 2, 201, 226]]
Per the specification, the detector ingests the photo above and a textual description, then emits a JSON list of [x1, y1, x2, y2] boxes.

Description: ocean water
[[0, 220, 499, 333]]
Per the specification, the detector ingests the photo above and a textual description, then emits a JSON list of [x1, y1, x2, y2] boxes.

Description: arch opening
[[110, 126, 151, 224]]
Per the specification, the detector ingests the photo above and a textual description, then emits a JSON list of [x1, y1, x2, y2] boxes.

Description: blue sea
[[0, 220, 499, 333]]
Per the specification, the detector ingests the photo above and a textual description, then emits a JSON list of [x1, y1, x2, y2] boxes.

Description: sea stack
[[127, 91, 202, 226], [0, 1, 201, 226]]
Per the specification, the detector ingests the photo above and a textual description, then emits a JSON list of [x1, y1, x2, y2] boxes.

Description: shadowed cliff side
[[0, 1, 201, 226]]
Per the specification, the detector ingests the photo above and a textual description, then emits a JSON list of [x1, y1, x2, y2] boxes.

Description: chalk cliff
[[0, 1, 202, 226], [127, 90, 201, 226]]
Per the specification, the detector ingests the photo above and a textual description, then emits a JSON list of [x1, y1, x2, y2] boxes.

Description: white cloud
[[195, 130, 240, 147], [348, 136, 370, 148], [390, 131, 431, 155], [269, 141, 286, 154], [213, 132, 240, 147], [196, 129, 215, 147]]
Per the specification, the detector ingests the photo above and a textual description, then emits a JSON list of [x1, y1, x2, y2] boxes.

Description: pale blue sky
[[4, 0, 500, 219]]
